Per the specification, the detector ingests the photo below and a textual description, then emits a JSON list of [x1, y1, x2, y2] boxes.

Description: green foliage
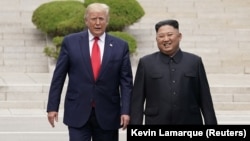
[[109, 31, 137, 54], [43, 36, 64, 60], [84, 0, 145, 31], [32, 0, 145, 60], [32, 0, 85, 37]]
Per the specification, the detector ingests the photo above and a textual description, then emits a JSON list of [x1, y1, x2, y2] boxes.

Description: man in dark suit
[[46, 2, 133, 141], [130, 19, 217, 125]]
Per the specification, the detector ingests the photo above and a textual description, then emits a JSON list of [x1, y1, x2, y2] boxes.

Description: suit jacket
[[130, 49, 217, 125], [47, 30, 133, 130]]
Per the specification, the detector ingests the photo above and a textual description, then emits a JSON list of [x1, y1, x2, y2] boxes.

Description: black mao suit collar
[[159, 48, 183, 64]]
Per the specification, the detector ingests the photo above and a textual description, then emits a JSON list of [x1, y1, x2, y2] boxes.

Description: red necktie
[[91, 37, 101, 81]]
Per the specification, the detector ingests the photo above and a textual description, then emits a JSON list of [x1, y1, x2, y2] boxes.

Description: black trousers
[[68, 108, 119, 141]]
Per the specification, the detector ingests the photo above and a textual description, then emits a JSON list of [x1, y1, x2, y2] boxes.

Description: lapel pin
[[109, 44, 113, 47]]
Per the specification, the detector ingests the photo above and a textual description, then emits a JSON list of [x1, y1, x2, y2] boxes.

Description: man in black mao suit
[[130, 19, 217, 125], [46, 3, 133, 141]]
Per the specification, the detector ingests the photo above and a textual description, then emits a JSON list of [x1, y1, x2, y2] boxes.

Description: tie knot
[[94, 37, 99, 41]]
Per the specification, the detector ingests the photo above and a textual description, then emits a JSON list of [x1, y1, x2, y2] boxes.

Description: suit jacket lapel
[[99, 34, 113, 78], [79, 31, 93, 79]]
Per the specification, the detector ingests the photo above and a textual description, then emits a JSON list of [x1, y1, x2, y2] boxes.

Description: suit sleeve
[[47, 37, 69, 112], [119, 41, 133, 115], [198, 58, 218, 125], [130, 59, 146, 124]]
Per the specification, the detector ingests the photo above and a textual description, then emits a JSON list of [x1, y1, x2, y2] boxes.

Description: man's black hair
[[155, 19, 179, 32]]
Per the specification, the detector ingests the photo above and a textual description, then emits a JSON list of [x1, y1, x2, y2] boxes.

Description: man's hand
[[47, 111, 58, 128], [120, 115, 130, 130]]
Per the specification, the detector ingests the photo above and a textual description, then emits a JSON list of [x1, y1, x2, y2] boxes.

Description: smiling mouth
[[164, 43, 170, 47]]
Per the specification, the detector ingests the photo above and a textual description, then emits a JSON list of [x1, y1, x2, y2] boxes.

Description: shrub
[[32, 0, 85, 37], [84, 0, 145, 31], [32, 0, 144, 60], [108, 31, 137, 54], [43, 36, 64, 60]]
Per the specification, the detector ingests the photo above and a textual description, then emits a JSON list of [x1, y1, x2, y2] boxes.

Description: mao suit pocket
[[184, 72, 198, 84]]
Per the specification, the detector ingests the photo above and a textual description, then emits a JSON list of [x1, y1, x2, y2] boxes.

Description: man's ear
[[179, 33, 182, 39]]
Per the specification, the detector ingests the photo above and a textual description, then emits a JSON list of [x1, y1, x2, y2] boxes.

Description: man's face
[[156, 25, 182, 56], [85, 10, 108, 37]]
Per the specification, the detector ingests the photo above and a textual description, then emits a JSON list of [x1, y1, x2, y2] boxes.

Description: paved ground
[[1, 72, 250, 141], [0, 109, 127, 141], [0, 109, 250, 141]]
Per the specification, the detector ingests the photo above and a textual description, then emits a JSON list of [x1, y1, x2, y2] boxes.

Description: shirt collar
[[88, 30, 106, 42]]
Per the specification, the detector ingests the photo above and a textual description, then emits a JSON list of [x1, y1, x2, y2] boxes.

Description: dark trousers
[[68, 108, 119, 141]]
